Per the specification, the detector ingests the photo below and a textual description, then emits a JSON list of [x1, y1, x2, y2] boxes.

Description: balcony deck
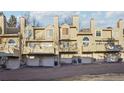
[[23, 47, 55, 55]]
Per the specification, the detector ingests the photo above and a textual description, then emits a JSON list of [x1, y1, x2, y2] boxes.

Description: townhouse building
[[0, 12, 124, 69]]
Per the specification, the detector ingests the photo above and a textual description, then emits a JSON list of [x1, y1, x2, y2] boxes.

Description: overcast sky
[[3, 11, 124, 28]]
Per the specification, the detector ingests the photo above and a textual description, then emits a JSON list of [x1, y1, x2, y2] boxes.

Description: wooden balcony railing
[[23, 47, 55, 54], [59, 46, 77, 52], [0, 45, 20, 57]]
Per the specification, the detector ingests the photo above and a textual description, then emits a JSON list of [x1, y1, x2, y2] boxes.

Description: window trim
[[62, 28, 69, 35], [82, 37, 90, 47], [8, 39, 16, 46], [96, 30, 102, 37], [63, 42, 69, 48]]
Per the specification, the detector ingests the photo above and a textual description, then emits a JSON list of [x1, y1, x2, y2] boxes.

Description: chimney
[[54, 16, 59, 41], [54, 16, 59, 40], [54, 16, 59, 28], [72, 16, 79, 31], [0, 14, 6, 34], [53, 16, 59, 54], [117, 19, 123, 29], [90, 18, 95, 33], [19, 17, 26, 38]]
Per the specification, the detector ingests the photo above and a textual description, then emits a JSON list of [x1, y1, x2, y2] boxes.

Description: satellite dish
[[105, 43, 114, 50], [108, 45, 114, 50]]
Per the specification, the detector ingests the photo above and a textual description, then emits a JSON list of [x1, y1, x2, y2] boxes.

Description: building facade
[[0, 12, 124, 69]]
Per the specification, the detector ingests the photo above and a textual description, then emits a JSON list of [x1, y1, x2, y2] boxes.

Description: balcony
[[105, 44, 123, 52], [94, 38, 122, 52], [92, 44, 123, 52], [0, 44, 20, 57], [23, 46, 55, 55], [59, 47, 77, 53], [59, 42, 77, 53], [29, 47, 55, 54], [23, 41, 56, 55]]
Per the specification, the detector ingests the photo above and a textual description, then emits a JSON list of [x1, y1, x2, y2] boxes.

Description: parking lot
[[0, 62, 124, 80]]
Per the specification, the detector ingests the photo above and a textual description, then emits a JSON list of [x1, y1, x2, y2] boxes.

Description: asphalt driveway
[[0, 63, 124, 80]]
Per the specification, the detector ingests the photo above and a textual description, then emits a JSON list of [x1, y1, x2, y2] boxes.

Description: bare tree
[[32, 17, 37, 26], [60, 16, 72, 25], [36, 22, 41, 27], [24, 12, 41, 27], [64, 16, 72, 25], [7, 15, 17, 27], [23, 12, 30, 25]]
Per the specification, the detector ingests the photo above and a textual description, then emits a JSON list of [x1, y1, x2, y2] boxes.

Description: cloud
[[81, 14, 87, 18], [105, 12, 112, 18], [97, 20, 106, 24], [21, 11, 124, 28], [25, 11, 81, 26], [91, 11, 102, 17], [105, 11, 124, 18], [29, 11, 80, 20]]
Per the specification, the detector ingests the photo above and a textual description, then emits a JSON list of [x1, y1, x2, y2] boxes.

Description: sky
[[3, 11, 124, 29]]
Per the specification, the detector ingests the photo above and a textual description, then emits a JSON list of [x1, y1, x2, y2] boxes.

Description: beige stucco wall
[[1, 15, 124, 62], [45, 25, 54, 40], [70, 27, 77, 40], [60, 54, 77, 58], [81, 53, 93, 57], [102, 30, 112, 39], [60, 24, 70, 40], [93, 53, 104, 59], [34, 29, 45, 40], [0, 15, 6, 34], [0, 37, 20, 56], [77, 35, 94, 53], [113, 28, 123, 45]]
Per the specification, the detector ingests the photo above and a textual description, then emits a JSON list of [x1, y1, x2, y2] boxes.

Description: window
[[83, 37, 89, 47], [8, 39, 16, 46], [62, 28, 68, 35], [63, 42, 69, 48], [96, 31, 101, 36]]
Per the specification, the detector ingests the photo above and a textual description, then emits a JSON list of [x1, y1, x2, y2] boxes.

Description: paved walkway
[[0, 63, 124, 80]]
